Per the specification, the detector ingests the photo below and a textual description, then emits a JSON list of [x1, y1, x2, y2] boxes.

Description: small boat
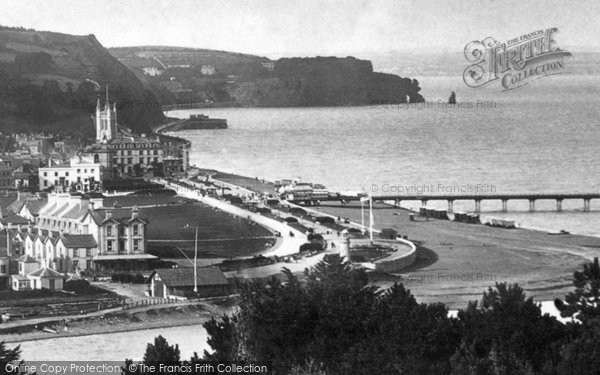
[[548, 229, 570, 235], [42, 326, 58, 334]]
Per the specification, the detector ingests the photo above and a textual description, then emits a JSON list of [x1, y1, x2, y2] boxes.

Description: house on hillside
[[149, 267, 233, 299]]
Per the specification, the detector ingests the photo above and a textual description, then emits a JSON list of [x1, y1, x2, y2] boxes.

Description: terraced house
[[2, 193, 155, 291]]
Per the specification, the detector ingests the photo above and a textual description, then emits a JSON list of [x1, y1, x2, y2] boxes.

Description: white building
[[38, 156, 102, 192], [142, 67, 163, 76], [201, 64, 215, 75]]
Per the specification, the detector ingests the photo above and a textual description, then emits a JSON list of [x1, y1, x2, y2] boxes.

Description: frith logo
[[463, 28, 572, 90]]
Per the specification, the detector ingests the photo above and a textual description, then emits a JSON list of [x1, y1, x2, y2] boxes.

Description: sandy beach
[[312, 202, 600, 309]]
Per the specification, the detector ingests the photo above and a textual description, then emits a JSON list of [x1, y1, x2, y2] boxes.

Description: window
[[133, 225, 139, 236], [54, 172, 58, 177], [43, 172, 47, 177], [106, 225, 112, 236], [65, 172, 69, 177], [119, 226, 125, 236], [119, 239, 125, 251], [91, 169, 94, 173], [0, 264, 6, 274], [77, 169, 81, 173], [107, 240, 113, 252], [86, 249, 93, 257], [19, 263, 23, 273], [134, 239, 140, 251]]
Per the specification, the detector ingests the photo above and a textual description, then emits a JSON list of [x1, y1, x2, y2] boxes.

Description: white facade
[[95, 96, 118, 143], [39, 156, 101, 192]]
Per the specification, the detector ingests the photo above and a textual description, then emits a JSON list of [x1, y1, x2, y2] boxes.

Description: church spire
[[105, 85, 110, 111]]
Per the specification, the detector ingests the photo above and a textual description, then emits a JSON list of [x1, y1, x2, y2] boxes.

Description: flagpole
[[369, 194, 374, 244], [361, 199, 365, 234], [193, 226, 198, 293]]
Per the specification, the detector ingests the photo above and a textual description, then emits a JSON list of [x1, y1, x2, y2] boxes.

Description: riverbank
[[2, 299, 236, 344]]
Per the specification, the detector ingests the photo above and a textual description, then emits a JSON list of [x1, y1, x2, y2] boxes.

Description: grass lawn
[[103, 191, 189, 208], [142, 204, 275, 258]]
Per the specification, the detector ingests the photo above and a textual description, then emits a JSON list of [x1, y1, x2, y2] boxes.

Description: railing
[[121, 297, 180, 310]]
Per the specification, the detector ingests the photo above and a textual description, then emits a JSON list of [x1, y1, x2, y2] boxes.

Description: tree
[[123, 335, 180, 375], [143, 335, 180, 363], [453, 283, 566, 373], [555, 257, 600, 323], [556, 319, 600, 374], [0, 342, 27, 375], [203, 255, 458, 375]]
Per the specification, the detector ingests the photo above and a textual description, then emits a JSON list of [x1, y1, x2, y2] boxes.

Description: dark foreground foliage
[[5, 257, 600, 375]]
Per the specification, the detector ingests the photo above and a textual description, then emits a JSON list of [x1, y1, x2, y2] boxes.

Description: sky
[[0, 0, 599, 58]]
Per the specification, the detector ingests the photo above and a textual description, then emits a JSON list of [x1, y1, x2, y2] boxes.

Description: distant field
[[140, 204, 275, 258]]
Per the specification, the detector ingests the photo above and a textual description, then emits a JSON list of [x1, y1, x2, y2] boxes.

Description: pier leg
[[556, 199, 562, 212], [584, 199, 590, 212], [447, 200, 454, 213], [421, 200, 428, 207], [474, 200, 481, 213], [395, 199, 401, 208], [529, 200, 536, 212], [502, 200, 508, 213]]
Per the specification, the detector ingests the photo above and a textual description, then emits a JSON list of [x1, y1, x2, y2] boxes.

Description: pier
[[325, 193, 600, 213]]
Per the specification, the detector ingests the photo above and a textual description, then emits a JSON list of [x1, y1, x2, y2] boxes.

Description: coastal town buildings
[[84, 95, 189, 179], [0, 163, 14, 189], [0, 192, 155, 291], [38, 156, 102, 192]]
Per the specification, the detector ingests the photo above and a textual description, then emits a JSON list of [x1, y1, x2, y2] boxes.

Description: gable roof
[[60, 234, 97, 248], [17, 254, 38, 263], [152, 266, 229, 287], [0, 212, 30, 225], [21, 200, 47, 216], [90, 208, 148, 225], [27, 267, 64, 278]]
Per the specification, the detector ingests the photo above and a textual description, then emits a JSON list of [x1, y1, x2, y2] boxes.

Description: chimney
[[90, 198, 104, 210]]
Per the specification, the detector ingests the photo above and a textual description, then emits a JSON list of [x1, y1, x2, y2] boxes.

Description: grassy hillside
[[0, 26, 165, 137], [110, 46, 425, 106]]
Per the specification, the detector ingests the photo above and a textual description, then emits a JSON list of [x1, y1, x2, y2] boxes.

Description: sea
[[13, 74, 599, 361], [167, 74, 600, 237]]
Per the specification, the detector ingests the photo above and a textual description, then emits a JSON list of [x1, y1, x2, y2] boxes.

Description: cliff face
[[231, 57, 424, 106], [111, 48, 425, 107], [0, 27, 165, 136]]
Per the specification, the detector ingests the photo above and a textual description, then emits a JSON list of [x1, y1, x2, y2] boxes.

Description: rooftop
[[61, 234, 97, 249], [27, 267, 64, 278], [152, 266, 229, 287]]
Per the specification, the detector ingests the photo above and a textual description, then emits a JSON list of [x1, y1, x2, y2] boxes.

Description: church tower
[[95, 87, 118, 143]]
